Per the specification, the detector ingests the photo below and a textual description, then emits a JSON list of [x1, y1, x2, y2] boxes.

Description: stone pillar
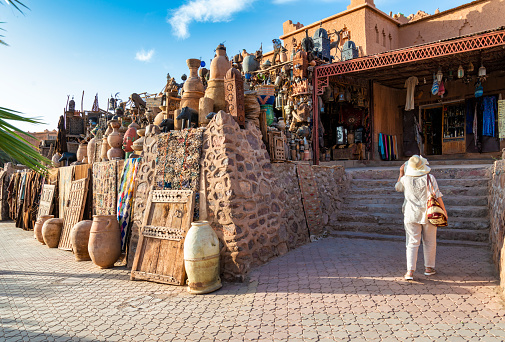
[[224, 68, 245, 126]]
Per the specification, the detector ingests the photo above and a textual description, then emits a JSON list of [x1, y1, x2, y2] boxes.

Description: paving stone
[[1, 223, 504, 342]]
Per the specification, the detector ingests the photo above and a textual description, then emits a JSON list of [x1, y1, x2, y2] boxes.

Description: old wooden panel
[[59, 178, 89, 250], [442, 139, 465, 154], [127, 129, 158, 267], [58, 166, 74, 221], [131, 189, 195, 285], [92, 160, 123, 216], [37, 184, 56, 219]]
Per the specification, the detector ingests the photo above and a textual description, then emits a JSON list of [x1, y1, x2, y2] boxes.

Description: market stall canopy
[[315, 27, 505, 91]]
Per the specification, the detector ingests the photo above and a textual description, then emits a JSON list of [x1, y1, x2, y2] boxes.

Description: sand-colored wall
[[280, 7, 369, 59], [373, 83, 405, 159], [399, 0, 505, 48], [364, 7, 399, 55]]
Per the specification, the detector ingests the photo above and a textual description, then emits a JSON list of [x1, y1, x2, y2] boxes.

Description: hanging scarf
[[473, 103, 478, 147], [117, 158, 140, 251]]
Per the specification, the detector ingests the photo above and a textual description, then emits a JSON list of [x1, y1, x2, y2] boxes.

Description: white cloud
[[168, 0, 255, 39], [135, 49, 155, 62]]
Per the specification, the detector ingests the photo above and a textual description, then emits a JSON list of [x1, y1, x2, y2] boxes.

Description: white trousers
[[404, 221, 437, 271]]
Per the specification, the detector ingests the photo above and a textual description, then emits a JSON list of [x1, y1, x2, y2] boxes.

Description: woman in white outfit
[[395, 155, 447, 280]]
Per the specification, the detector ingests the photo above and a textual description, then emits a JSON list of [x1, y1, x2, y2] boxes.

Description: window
[[375, 25, 379, 44], [382, 30, 386, 47]]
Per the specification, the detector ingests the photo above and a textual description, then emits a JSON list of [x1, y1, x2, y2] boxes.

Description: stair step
[[348, 165, 491, 180], [342, 204, 488, 218], [329, 231, 489, 248], [329, 221, 489, 242], [348, 185, 488, 197], [336, 212, 489, 230], [350, 178, 490, 188], [344, 195, 488, 206]]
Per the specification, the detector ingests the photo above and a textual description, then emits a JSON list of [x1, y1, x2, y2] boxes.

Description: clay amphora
[[180, 59, 205, 113], [88, 215, 121, 269], [131, 128, 145, 157], [87, 137, 96, 164], [42, 218, 63, 248], [242, 55, 259, 73], [184, 221, 222, 294], [34, 215, 54, 243], [70, 220, 93, 261]]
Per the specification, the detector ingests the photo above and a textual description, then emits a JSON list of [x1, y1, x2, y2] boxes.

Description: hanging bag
[[426, 175, 448, 227]]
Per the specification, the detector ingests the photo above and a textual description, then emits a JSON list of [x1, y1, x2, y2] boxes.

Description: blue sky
[[0, 0, 468, 132]]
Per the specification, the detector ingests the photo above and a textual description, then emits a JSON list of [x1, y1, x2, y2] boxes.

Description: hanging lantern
[[478, 64, 487, 77], [436, 68, 443, 82], [457, 65, 464, 79]]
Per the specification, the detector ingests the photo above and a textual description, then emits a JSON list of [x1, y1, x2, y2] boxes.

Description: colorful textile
[[482, 96, 496, 137], [155, 128, 204, 221], [378, 133, 398, 161], [117, 158, 140, 251]]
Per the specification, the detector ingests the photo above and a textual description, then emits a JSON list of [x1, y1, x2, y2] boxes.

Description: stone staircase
[[330, 165, 492, 246]]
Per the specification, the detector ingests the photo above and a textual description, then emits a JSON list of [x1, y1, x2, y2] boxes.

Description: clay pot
[[280, 51, 288, 63], [180, 59, 205, 113], [100, 136, 110, 162], [107, 120, 124, 160], [123, 122, 139, 153], [243, 54, 259, 73], [209, 44, 230, 81], [87, 137, 96, 164], [184, 221, 222, 294], [153, 112, 165, 126], [42, 218, 63, 247], [88, 215, 121, 269], [51, 153, 61, 167], [131, 128, 145, 157], [70, 220, 93, 261], [34, 215, 54, 243], [76, 143, 88, 163]]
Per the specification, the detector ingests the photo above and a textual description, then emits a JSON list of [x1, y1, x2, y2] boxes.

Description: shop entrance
[[422, 107, 443, 155]]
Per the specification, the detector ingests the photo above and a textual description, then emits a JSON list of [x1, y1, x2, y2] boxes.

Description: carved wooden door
[[58, 178, 89, 250], [131, 189, 195, 285], [37, 184, 56, 219]]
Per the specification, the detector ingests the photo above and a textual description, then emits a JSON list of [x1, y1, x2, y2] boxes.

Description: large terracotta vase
[[183, 221, 222, 294], [34, 215, 54, 243], [107, 120, 124, 160], [87, 137, 96, 164], [51, 153, 61, 167], [180, 59, 205, 113], [70, 220, 93, 261], [42, 218, 63, 248], [123, 122, 139, 153], [88, 215, 121, 269]]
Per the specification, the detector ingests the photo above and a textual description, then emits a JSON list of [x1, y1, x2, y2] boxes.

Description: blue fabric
[[482, 96, 496, 137]]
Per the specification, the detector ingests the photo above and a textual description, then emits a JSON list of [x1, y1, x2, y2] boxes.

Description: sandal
[[404, 270, 414, 280], [424, 267, 436, 276]]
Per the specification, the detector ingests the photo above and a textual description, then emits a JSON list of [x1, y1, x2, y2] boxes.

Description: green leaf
[[0, 107, 50, 173]]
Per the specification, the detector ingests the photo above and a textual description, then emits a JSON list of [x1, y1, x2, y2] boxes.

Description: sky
[[0, 0, 469, 132]]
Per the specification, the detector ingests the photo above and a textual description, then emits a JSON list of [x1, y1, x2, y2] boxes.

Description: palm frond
[[0, 107, 50, 173], [2, 0, 29, 14]]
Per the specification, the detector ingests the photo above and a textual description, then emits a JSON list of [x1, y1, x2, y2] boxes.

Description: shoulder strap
[[426, 174, 436, 195]]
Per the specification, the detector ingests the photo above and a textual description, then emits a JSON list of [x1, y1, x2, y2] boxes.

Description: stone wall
[[312, 165, 349, 227], [489, 160, 505, 294], [201, 112, 302, 281]]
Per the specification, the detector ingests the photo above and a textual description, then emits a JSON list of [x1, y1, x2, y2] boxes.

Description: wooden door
[[59, 178, 89, 250], [131, 189, 195, 285], [37, 184, 56, 219]]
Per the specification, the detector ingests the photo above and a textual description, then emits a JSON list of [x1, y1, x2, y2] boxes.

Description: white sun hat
[[405, 155, 431, 177]]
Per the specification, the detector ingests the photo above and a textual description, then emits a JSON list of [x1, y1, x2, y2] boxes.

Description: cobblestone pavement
[[1, 222, 505, 342]]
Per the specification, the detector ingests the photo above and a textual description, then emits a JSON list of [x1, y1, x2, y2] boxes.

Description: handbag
[[426, 175, 448, 227]]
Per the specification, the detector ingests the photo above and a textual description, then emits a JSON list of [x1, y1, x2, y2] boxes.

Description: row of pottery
[[34, 215, 121, 269], [35, 216, 221, 294]]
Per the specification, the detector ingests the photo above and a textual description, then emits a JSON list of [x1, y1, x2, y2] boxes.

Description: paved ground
[[1, 222, 505, 342]]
